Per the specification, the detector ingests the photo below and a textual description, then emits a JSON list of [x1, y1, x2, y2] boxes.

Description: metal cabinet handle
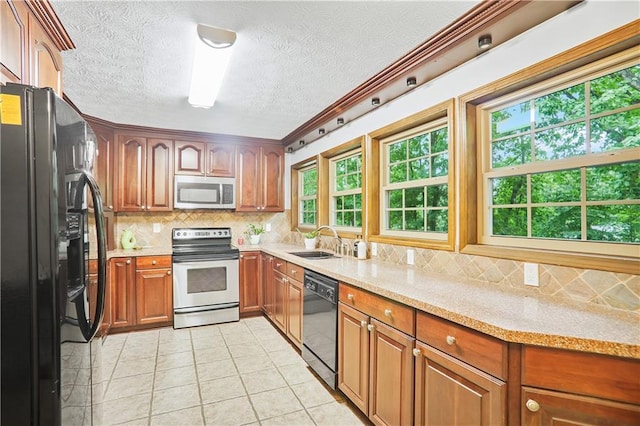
[[367, 324, 375, 332], [525, 399, 540, 412], [240, 254, 244, 258], [384, 309, 392, 317], [141, 205, 146, 210], [276, 262, 283, 268], [446, 335, 456, 345], [126, 259, 131, 265], [291, 269, 297, 275], [152, 260, 157, 265], [167, 270, 171, 275], [108, 205, 113, 210], [360, 320, 367, 328], [412, 348, 421, 357], [347, 293, 354, 301]]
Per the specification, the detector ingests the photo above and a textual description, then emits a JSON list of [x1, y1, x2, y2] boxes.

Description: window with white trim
[[298, 165, 317, 226], [380, 119, 450, 240], [330, 150, 362, 230], [480, 58, 639, 256]]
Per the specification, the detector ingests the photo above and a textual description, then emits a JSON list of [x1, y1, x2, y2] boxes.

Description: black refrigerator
[[1, 83, 107, 425]]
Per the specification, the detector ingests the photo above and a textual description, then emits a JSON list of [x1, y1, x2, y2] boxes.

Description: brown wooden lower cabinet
[[239, 251, 261, 314], [260, 253, 274, 317], [135, 265, 173, 325], [338, 302, 415, 426], [109, 255, 172, 330], [272, 269, 287, 333], [109, 257, 136, 328], [89, 260, 110, 335], [286, 274, 303, 349], [521, 386, 640, 426], [521, 345, 640, 425], [414, 341, 506, 426]]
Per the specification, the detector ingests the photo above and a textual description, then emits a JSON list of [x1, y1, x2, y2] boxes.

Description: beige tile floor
[[99, 316, 367, 425]]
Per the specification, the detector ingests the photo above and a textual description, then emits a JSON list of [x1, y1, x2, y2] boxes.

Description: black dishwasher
[[302, 269, 338, 389]]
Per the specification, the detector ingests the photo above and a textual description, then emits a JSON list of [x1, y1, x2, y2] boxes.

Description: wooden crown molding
[[281, 0, 582, 148], [81, 113, 281, 146], [25, 0, 75, 51]]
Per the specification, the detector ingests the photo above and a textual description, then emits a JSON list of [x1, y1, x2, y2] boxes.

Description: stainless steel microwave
[[174, 176, 236, 209]]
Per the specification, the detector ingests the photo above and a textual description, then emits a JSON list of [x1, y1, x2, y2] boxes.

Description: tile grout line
[[189, 327, 209, 426], [144, 331, 161, 426]]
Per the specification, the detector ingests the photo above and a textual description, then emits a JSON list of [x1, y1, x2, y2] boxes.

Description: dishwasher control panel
[[303, 270, 338, 304]]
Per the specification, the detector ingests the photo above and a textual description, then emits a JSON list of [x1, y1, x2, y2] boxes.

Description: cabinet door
[[287, 276, 303, 349], [88, 261, 110, 336], [369, 318, 415, 426], [115, 136, 146, 212], [146, 139, 173, 211], [109, 258, 135, 328], [521, 387, 640, 426], [260, 145, 284, 212], [338, 302, 370, 415], [260, 254, 273, 317], [415, 341, 506, 426], [29, 14, 62, 93], [239, 251, 261, 314], [92, 124, 114, 210], [236, 145, 261, 211], [135, 267, 173, 325], [206, 143, 236, 177], [174, 141, 205, 175], [272, 270, 287, 333], [1, 0, 28, 84]]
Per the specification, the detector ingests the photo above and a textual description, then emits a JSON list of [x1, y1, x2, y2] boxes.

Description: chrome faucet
[[315, 225, 343, 255]]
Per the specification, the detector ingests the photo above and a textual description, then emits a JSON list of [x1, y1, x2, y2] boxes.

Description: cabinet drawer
[[135, 255, 172, 269], [416, 312, 507, 379], [273, 257, 287, 275], [522, 345, 640, 404], [287, 263, 303, 280], [339, 283, 414, 336]]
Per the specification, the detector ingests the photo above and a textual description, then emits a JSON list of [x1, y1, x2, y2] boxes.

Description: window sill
[[368, 235, 455, 251], [461, 244, 638, 274]]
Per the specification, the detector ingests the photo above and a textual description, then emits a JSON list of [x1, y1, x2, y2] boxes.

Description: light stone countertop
[[250, 243, 640, 359]]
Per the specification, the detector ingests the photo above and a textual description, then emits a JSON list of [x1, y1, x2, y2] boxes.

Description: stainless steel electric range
[[172, 227, 240, 328]]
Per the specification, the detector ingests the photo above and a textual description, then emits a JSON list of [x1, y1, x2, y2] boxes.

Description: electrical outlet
[[152, 223, 161, 233], [524, 262, 539, 286], [407, 249, 415, 265], [265, 223, 271, 232], [371, 242, 377, 256]]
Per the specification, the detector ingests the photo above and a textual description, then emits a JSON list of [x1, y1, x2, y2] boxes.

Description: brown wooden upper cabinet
[[174, 141, 205, 175], [1, 0, 70, 93], [206, 143, 235, 177], [236, 144, 284, 212], [174, 141, 236, 177], [29, 12, 62, 94], [1, 0, 28, 85], [115, 135, 173, 212], [91, 123, 114, 210]]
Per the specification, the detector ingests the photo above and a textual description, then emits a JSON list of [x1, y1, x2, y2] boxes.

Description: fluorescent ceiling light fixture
[[188, 24, 237, 108]]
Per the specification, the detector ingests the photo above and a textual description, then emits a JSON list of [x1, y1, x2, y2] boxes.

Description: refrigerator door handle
[[76, 170, 107, 341]]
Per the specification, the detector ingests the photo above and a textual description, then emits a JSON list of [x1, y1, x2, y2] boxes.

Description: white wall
[[283, 0, 638, 209]]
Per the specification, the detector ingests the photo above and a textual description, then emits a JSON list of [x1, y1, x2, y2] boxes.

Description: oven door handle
[[173, 254, 239, 263], [174, 302, 239, 314]]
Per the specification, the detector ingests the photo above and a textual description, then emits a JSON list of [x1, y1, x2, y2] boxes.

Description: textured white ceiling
[[51, 1, 479, 140]]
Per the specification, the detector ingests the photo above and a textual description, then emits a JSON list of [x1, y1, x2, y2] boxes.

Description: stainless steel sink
[[288, 250, 336, 259]]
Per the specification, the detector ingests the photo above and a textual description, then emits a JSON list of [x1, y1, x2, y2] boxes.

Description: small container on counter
[[357, 240, 367, 259]]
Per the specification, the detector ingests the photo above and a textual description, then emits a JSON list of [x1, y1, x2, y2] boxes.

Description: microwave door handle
[[74, 171, 107, 341]]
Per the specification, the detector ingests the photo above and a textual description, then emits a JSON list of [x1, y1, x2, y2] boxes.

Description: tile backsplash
[[108, 210, 639, 315], [114, 210, 293, 249]]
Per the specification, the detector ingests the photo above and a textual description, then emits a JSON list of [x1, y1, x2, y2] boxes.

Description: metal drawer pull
[[525, 399, 540, 412], [291, 269, 297, 275], [446, 335, 456, 345], [367, 324, 375, 332], [152, 260, 157, 265], [347, 293, 354, 301], [384, 309, 392, 317], [126, 259, 131, 265], [167, 270, 171, 275], [360, 320, 367, 328], [412, 348, 421, 357], [276, 262, 283, 268]]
